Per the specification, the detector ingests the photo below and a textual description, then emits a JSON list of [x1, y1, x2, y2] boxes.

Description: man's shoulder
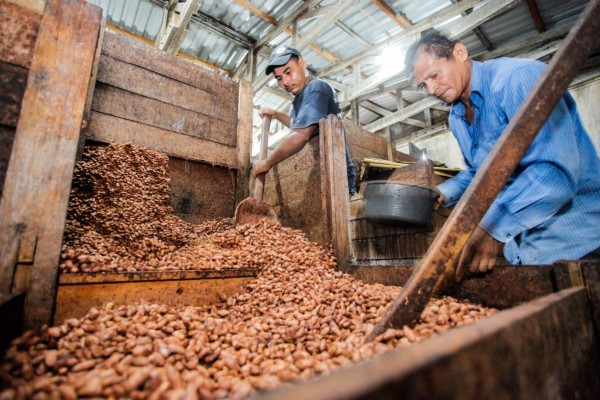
[[481, 57, 545, 92], [483, 57, 544, 80], [307, 78, 334, 94]]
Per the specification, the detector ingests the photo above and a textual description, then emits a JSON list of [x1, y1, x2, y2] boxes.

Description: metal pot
[[361, 180, 438, 226]]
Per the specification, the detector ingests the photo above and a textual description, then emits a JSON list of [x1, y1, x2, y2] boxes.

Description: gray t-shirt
[[290, 78, 340, 137]]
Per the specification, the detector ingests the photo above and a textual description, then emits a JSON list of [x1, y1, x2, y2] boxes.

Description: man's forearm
[[273, 110, 291, 128], [264, 130, 311, 168]]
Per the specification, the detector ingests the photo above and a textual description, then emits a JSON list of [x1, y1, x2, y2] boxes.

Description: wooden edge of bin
[[58, 268, 259, 284], [251, 286, 600, 400]]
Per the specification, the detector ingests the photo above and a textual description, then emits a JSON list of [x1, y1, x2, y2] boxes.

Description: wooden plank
[[0, 0, 40, 68], [0, 0, 102, 329], [255, 287, 600, 400], [55, 276, 254, 323], [579, 261, 600, 334], [91, 83, 237, 147], [0, 125, 15, 197], [0, 292, 25, 355], [58, 269, 257, 284], [0, 61, 28, 126], [102, 30, 238, 94], [320, 115, 352, 270], [87, 112, 237, 167], [96, 55, 238, 124], [236, 79, 252, 204], [169, 157, 236, 222]]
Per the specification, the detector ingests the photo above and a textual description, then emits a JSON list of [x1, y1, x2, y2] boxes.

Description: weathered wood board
[[254, 285, 600, 400], [262, 137, 326, 245], [169, 157, 236, 224], [55, 270, 257, 323], [87, 30, 240, 168], [0, 0, 103, 329]]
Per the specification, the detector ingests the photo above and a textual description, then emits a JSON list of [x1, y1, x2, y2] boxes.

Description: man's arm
[[259, 107, 291, 128], [253, 125, 315, 177]]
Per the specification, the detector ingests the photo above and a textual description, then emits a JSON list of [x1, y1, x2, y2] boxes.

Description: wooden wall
[[86, 30, 243, 223], [0, 0, 40, 197]]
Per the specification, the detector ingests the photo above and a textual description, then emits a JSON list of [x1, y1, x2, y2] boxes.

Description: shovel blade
[[234, 197, 278, 225]]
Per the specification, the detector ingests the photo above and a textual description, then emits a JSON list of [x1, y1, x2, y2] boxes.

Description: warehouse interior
[[1, 0, 600, 399]]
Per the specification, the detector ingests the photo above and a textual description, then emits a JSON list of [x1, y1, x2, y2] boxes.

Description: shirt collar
[[450, 60, 484, 118]]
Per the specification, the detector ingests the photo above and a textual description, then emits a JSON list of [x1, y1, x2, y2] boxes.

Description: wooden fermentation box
[[1, 2, 599, 398]]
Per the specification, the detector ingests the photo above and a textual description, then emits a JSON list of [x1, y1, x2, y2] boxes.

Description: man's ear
[[298, 57, 307, 69], [453, 43, 469, 62]]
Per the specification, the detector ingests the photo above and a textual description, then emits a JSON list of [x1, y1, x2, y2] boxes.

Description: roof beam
[[341, 0, 521, 104], [155, 0, 201, 54], [450, 0, 493, 51], [475, 25, 569, 61], [394, 122, 450, 147], [254, 0, 323, 50], [296, 0, 359, 51], [524, 0, 546, 33], [361, 101, 426, 127], [365, 96, 441, 132], [371, 0, 412, 29], [317, 0, 481, 78]]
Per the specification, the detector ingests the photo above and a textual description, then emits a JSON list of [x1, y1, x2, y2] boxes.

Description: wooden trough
[[1, 1, 599, 398]]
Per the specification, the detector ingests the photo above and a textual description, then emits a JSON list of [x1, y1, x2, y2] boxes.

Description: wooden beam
[[296, 0, 359, 52], [450, 0, 493, 51], [0, 0, 102, 329], [476, 25, 569, 61], [317, 0, 481, 78], [236, 80, 253, 204], [106, 23, 234, 76], [233, 0, 278, 25], [394, 121, 449, 147], [341, 0, 520, 104], [371, 0, 412, 29], [365, 96, 440, 132], [525, 0, 546, 33], [155, 0, 201, 54]]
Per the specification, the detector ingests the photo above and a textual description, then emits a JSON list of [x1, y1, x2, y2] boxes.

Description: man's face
[[412, 44, 469, 104], [273, 57, 307, 96]]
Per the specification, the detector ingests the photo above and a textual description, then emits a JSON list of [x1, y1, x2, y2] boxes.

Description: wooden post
[[0, 0, 103, 329], [320, 115, 353, 271], [236, 79, 253, 204]]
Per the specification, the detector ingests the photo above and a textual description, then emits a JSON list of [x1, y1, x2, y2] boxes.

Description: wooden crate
[[254, 260, 600, 400], [0, 0, 253, 331]]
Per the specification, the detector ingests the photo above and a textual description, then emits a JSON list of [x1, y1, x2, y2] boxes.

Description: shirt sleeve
[[479, 64, 580, 242], [437, 165, 475, 206], [291, 86, 332, 129]]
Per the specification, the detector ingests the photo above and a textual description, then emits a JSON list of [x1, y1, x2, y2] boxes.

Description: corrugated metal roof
[[85, 0, 597, 146]]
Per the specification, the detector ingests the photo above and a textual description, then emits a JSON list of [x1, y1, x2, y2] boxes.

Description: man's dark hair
[[405, 30, 458, 70]]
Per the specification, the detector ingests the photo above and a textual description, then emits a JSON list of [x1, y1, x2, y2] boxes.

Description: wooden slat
[[101, 30, 238, 94], [0, 61, 28, 126], [87, 112, 237, 167], [169, 157, 236, 222], [0, 0, 40, 68], [96, 55, 238, 125], [0, 125, 15, 197], [91, 83, 237, 147], [55, 276, 254, 323], [255, 287, 600, 400], [320, 115, 353, 270], [0, 0, 102, 329], [235, 80, 253, 204]]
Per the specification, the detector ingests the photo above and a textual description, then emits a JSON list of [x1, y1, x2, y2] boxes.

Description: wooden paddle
[[234, 115, 278, 225]]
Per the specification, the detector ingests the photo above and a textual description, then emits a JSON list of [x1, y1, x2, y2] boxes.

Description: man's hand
[[252, 160, 271, 178], [258, 107, 277, 118], [455, 226, 500, 282], [432, 187, 445, 210]]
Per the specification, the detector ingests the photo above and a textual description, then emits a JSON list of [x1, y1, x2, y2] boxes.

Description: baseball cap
[[265, 45, 302, 75]]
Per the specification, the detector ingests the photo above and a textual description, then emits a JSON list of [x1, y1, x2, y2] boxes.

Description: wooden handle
[[254, 115, 272, 201]]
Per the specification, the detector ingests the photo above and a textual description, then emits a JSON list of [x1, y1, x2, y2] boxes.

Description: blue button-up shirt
[[437, 58, 600, 265]]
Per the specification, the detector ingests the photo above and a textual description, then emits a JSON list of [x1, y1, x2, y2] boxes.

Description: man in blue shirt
[[406, 31, 600, 279], [254, 45, 357, 195]]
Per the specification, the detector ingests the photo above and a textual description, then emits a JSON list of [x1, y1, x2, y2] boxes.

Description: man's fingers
[[455, 244, 472, 282]]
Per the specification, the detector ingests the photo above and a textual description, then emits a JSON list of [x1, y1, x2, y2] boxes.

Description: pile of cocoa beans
[[1, 220, 498, 400], [60, 143, 227, 273]]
